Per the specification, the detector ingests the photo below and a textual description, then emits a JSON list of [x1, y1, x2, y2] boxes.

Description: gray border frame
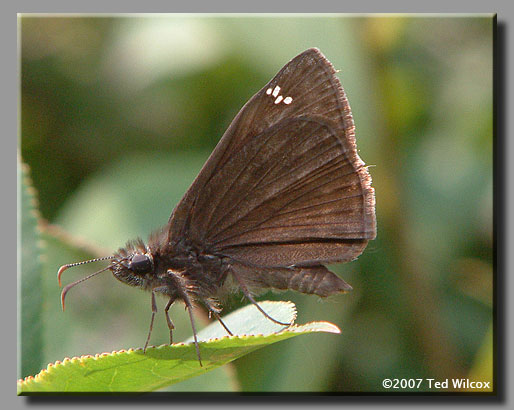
[[11, 3, 511, 409]]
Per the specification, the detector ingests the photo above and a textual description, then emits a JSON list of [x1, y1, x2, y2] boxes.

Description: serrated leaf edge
[[17, 320, 340, 386]]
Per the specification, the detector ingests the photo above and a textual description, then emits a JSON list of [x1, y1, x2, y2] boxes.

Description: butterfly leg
[[231, 270, 292, 327], [144, 286, 170, 352], [166, 269, 203, 366], [144, 289, 158, 353], [212, 310, 233, 336], [182, 295, 202, 367], [164, 296, 176, 345], [202, 298, 233, 336]]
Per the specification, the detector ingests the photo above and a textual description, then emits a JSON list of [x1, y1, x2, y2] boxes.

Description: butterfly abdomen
[[228, 261, 352, 298]]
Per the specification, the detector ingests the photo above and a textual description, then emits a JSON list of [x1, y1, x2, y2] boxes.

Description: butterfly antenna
[[60, 264, 116, 312], [58, 256, 116, 287], [58, 256, 131, 312]]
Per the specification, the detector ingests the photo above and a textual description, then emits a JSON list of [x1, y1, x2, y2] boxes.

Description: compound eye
[[129, 254, 153, 274]]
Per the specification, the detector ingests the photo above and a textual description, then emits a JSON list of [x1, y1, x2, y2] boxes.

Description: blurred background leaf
[[19, 160, 44, 379], [19, 15, 493, 392]]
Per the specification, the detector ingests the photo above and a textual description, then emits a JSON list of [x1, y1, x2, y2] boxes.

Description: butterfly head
[[110, 238, 156, 288], [57, 238, 159, 311]]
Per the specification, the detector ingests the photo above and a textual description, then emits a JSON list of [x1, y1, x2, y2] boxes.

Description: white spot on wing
[[265, 84, 292, 105]]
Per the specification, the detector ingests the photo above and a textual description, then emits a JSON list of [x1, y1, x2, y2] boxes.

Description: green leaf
[[18, 301, 340, 393], [19, 160, 44, 379]]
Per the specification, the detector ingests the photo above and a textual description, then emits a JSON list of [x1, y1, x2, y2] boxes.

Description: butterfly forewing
[[167, 48, 375, 269], [202, 117, 369, 245]]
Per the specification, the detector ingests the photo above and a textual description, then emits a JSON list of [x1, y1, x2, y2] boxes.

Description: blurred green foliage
[[19, 163, 44, 378], [20, 15, 493, 392]]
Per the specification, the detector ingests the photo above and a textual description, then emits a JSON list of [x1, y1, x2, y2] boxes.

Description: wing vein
[[208, 140, 345, 244], [212, 172, 364, 248]]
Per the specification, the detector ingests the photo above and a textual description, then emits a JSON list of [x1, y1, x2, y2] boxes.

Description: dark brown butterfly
[[58, 48, 376, 366]]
